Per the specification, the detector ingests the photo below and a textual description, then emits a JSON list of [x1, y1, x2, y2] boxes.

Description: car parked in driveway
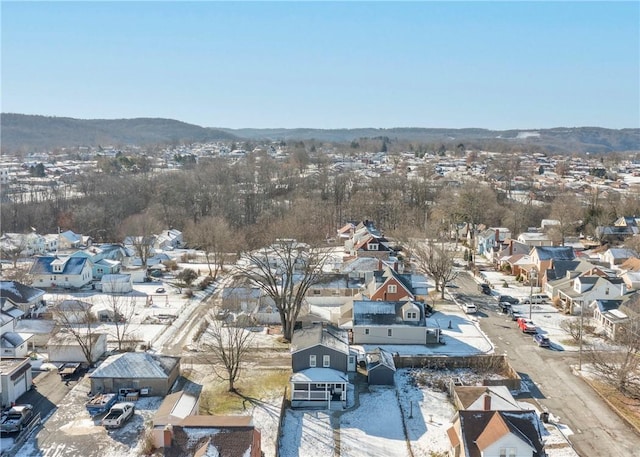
[[517, 317, 537, 334], [534, 333, 551, 347], [478, 283, 491, 295], [497, 295, 519, 305], [155, 287, 166, 293]]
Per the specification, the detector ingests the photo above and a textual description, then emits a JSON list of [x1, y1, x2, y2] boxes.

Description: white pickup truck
[[101, 402, 135, 429]]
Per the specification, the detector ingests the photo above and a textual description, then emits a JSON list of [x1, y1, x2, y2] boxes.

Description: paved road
[[451, 271, 640, 457]]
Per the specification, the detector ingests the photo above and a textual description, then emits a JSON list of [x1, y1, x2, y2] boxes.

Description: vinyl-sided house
[[350, 300, 439, 345], [289, 324, 355, 409], [29, 255, 93, 290]]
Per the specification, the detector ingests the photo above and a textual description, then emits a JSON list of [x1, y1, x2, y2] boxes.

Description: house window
[[316, 383, 325, 388], [313, 290, 321, 295], [388, 329, 393, 337], [368, 243, 379, 250], [364, 328, 370, 335], [309, 355, 316, 367], [499, 448, 516, 457], [323, 355, 330, 367], [406, 312, 417, 319], [387, 284, 397, 294], [605, 287, 609, 295]]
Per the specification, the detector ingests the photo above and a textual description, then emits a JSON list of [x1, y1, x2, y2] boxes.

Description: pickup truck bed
[[86, 393, 118, 417], [102, 402, 135, 429]]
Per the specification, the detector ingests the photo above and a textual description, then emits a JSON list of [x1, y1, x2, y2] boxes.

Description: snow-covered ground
[[278, 368, 578, 457]]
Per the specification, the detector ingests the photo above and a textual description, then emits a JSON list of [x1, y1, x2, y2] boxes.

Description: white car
[[462, 303, 477, 314]]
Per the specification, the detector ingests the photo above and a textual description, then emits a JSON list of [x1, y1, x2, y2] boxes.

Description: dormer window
[[367, 243, 379, 251], [387, 284, 397, 294]]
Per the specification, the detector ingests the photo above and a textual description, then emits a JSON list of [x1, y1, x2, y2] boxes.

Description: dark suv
[[478, 283, 491, 295], [497, 295, 519, 304]]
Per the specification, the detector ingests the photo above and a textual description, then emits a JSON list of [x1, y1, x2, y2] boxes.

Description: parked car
[[508, 308, 522, 321], [498, 302, 512, 313], [155, 287, 166, 293], [517, 317, 537, 334], [497, 295, 519, 305], [0, 404, 34, 433], [534, 334, 551, 347], [462, 303, 478, 314], [520, 294, 548, 305], [478, 283, 491, 295]]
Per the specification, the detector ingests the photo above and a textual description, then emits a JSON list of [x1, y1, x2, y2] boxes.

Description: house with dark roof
[[0, 280, 46, 314], [29, 255, 93, 289], [447, 410, 545, 457], [151, 389, 261, 457], [556, 274, 628, 314], [89, 352, 180, 396], [367, 266, 415, 301], [590, 293, 640, 341], [349, 299, 439, 345], [289, 324, 355, 409]]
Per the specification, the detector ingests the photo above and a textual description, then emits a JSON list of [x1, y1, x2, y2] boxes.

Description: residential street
[[452, 271, 640, 457]]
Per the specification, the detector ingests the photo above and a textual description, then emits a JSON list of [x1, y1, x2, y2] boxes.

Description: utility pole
[[578, 303, 584, 371]]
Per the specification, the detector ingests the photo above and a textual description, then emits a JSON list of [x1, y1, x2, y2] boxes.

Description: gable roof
[[456, 410, 545, 457], [531, 246, 576, 261], [352, 300, 426, 327], [291, 324, 349, 355], [164, 424, 257, 457], [373, 267, 414, 295], [29, 256, 90, 275], [0, 281, 45, 305], [89, 352, 180, 379], [366, 347, 396, 372]]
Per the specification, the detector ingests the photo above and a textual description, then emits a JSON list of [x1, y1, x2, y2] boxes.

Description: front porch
[[290, 368, 350, 410]]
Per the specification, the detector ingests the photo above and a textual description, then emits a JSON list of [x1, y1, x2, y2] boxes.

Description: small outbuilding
[[101, 274, 133, 294], [47, 332, 107, 364], [365, 347, 396, 385], [0, 358, 34, 408], [89, 352, 180, 397]]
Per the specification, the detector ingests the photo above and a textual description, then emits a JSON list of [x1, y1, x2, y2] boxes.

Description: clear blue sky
[[2, 1, 639, 130]]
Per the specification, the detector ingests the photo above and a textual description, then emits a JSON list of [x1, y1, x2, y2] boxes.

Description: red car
[[517, 317, 537, 334]]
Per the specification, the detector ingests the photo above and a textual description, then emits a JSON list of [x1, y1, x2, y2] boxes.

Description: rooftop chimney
[[483, 394, 492, 411], [163, 424, 173, 448]]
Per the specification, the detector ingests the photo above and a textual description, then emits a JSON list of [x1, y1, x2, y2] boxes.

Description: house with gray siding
[[289, 324, 356, 409]]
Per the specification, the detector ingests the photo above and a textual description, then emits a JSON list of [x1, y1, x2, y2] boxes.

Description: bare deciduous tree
[[587, 316, 640, 400], [199, 317, 255, 392], [52, 300, 102, 366], [232, 239, 331, 342], [407, 240, 458, 299], [184, 216, 233, 279], [119, 212, 162, 270], [99, 287, 137, 352]]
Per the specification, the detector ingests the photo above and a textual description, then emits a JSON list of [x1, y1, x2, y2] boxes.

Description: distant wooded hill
[[2, 113, 638, 154], [1, 113, 237, 152]]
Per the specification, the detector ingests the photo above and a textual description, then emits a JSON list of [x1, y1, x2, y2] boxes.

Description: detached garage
[[89, 352, 180, 397], [101, 274, 133, 294], [0, 358, 33, 409], [366, 347, 396, 386]]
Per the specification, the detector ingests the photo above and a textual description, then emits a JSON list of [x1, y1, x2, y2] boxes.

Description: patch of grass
[[587, 380, 640, 431], [200, 368, 291, 415]]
